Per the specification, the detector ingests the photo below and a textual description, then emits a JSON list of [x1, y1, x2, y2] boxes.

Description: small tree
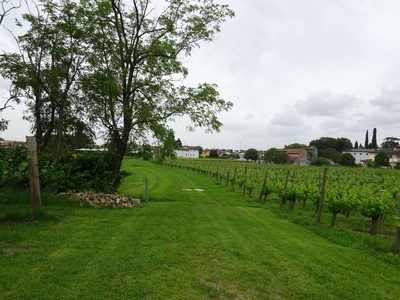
[[374, 151, 390, 167], [244, 148, 259, 161], [209, 149, 219, 158], [264, 148, 287, 164], [338, 153, 356, 166]]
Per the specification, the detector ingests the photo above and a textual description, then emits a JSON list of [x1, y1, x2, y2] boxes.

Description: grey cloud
[[295, 90, 358, 117], [370, 82, 400, 112], [269, 110, 305, 127]]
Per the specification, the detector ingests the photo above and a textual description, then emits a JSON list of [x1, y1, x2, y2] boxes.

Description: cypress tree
[[371, 128, 377, 148], [364, 130, 369, 149], [354, 141, 359, 149]]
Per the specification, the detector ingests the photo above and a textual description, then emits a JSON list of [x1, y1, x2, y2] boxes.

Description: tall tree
[[80, 0, 234, 190], [381, 137, 399, 148], [0, 0, 88, 162], [364, 130, 369, 149], [354, 140, 359, 149], [371, 127, 377, 148]]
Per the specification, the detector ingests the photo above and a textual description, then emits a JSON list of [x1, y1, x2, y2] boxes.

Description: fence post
[[258, 171, 268, 202], [317, 167, 328, 224], [26, 136, 41, 211]]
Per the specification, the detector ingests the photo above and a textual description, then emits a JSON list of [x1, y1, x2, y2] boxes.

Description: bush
[[0, 145, 29, 189], [0, 146, 127, 193], [39, 151, 127, 193]]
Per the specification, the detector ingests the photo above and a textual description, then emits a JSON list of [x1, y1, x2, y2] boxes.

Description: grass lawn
[[1, 158, 400, 299]]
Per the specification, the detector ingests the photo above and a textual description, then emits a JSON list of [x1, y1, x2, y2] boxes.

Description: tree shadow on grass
[[0, 210, 60, 224]]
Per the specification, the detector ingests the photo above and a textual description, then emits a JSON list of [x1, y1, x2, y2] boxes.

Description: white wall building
[[175, 146, 200, 159], [342, 149, 371, 165]]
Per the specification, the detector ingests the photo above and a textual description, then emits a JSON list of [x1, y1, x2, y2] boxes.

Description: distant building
[[342, 148, 372, 166], [175, 146, 200, 159], [277, 148, 309, 165], [372, 147, 400, 168]]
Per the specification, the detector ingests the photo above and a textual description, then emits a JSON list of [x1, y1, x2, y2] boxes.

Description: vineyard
[[161, 158, 400, 250]]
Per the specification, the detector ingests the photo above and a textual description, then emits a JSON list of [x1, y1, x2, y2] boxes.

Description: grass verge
[[1, 159, 399, 299]]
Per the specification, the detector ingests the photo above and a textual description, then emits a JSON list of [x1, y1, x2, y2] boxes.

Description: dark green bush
[[39, 151, 127, 193], [1, 146, 127, 193]]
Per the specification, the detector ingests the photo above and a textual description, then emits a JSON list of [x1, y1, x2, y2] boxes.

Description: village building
[[342, 148, 372, 166], [175, 146, 200, 159]]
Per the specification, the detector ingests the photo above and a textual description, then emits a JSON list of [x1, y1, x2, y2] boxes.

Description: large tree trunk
[[110, 119, 130, 191]]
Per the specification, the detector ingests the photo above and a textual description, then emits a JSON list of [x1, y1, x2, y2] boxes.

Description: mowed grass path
[[1, 159, 400, 299]]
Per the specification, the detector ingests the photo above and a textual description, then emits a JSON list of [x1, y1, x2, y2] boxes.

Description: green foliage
[[0, 145, 29, 188], [326, 188, 357, 216], [313, 157, 331, 166], [374, 151, 390, 167], [264, 148, 287, 164], [0, 145, 127, 193], [244, 148, 259, 161], [371, 128, 378, 148], [319, 148, 340, 163], [309, 137, 352, 152], [284, 143, 307, 149], [381, 137, 400, 148], [39, 151, 128, 193], [338, 152, 356, 166], [358, 191, 395, 221]]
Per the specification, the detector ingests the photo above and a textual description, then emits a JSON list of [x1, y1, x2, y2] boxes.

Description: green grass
[[1, 159, 400, 299]]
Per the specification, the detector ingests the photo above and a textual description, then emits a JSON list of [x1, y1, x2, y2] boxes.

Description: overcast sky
[[2, 0, 400, 150]]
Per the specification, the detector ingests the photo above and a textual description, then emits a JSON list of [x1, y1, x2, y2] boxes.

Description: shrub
[[0, 145, 29, 189], [39, 151, 128, 193], [0, 146, 127, 193]]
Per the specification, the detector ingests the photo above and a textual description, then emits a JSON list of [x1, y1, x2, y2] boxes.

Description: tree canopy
[[338, 152, 356, 167], [319, 148, 340, 163], [381, 137, 399, 148], [309, 137, 352, 152], [374, 151, 390, 167], [264, 148, 287, 164], [244, 148, 259, 161], [284, 143, 307, 149], [0, 0, 235, 190]]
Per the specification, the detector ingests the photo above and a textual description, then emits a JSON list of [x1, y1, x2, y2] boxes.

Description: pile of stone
[[60, 191, 141, 208]]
